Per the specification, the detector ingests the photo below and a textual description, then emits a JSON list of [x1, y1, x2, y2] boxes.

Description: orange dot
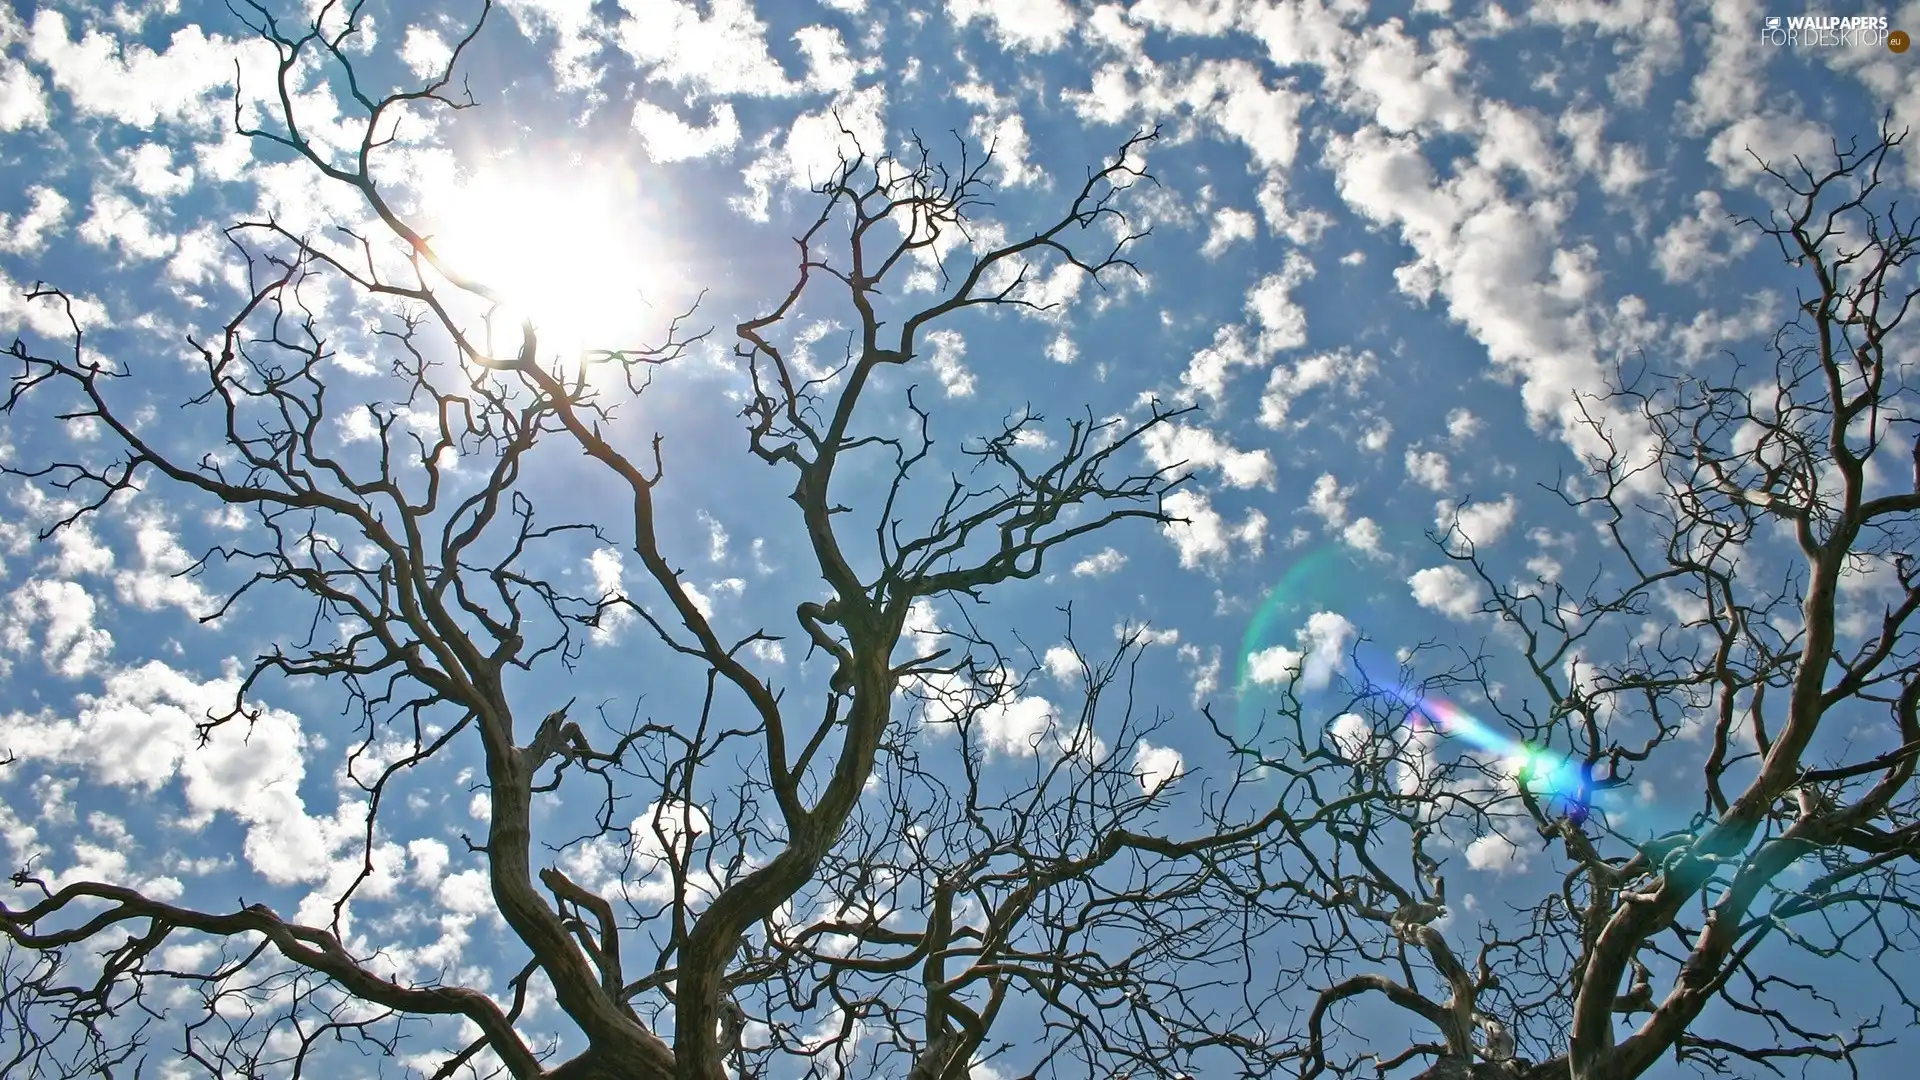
[[1891, 29, 1912, 53]]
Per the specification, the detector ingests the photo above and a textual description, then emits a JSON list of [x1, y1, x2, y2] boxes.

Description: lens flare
[[1237, 554, 1627, 828], [1405, 697, 1612, 824], [1235, 547, 1377, 739]]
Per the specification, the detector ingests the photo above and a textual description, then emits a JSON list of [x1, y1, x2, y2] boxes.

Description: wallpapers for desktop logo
[[1759, 13, 1906, 50]]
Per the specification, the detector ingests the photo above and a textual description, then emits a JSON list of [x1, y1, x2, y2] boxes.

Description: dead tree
[[0, 4, 1315, 1078], [1244, 122, 1920, 1080]]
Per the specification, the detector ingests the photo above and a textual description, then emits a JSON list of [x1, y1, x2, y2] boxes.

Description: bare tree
[[4, 5, 1916, 1080], [0, 5, 1309, 1078], [1242, 122, 1920, 1080]]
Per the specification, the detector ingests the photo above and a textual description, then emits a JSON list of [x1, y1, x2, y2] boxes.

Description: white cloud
[[1128, 0, 1243, 36], [614, 0, 798, 98], [587, 548, 634, 644], [1259, 347, 1376, 428], [631, 100, 742, 163], [1200, 206, 1257, 258], [0, 267, 109, 336], [1305, 473, 1351, 529], [0, 186, 70, 254], [795, 24, 861, 93], [1342, 516, 1383, 556], [1132, 741, 1185, 795], [1328, 712, 1378, 762], [438, 867, 497, 915], [956, 80, 1044, 188], [495, 0, 607, 91], [699, 511, 730, 563], [0, 56, 50, 131], [1180, 643, 1221, 706], [1144, 422, 1276, 489], [407, 838, 450, 886], [79, 190, 175, 262], [946, 0, 1076, 52], [1653, 190, 1754, 283], [123, 142, 193, 199], [1245, 643, 1304, 685], [1161, 489, 1266, 570], [4, 578, 114, 677], [1071, 547, 1127, 577], [400, 26, 452, 78], [735, 85, 887, 220], [1409, 565, 1484, 620], [1436, 495, 1519, 550], [1245, 250, 1315, 355], [1246, 610, 1355, 690], [1178, 325, 1259, 404], [1325, 123, 1640, 475], [1445, 408, 1481, 442], [1043, 645, 1080, 684], [0, 660, 346, 886], [27, 11, 257, 128], [1405, 449, 1450, 492], [51, 518, 115, 578], [924, 329, 976, 398], [1557, 107, 1649, 196], [1465, 831, 1529, 874], [114, 511, 213, 615], [980, 693, 1060, 757], [1361, 418, 1393, 452]]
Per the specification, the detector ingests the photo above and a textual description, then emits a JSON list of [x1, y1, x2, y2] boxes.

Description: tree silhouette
[[1, 5, 1276, 1078], [1250, 122, 1920, 1080], [2, 4, 1916, 1080]]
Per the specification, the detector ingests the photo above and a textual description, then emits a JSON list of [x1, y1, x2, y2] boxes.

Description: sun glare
[[427, 162, 670, 370]]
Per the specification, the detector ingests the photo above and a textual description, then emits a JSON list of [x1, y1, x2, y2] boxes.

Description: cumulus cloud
[[4, 578, 114, 677], [587, 548, 634, 644], [1161, 490, 1267, 570], [1200, 206, 1257, 258], [1327, 712, 1379, 762], [1465, 831, 1530, 875], [734, 84, 886, 220], [1071, 547, 1127, 577], [1445, 408, 1481, 442], [632, 100, 742, 163], [1324, 122, 1645, 475], [1436, 495, 1519, 551], [1653, 190, 1755, 283], [1144, 421, 1276, 490], [1132, 741, 1185, 795], [0, 186, 69, 254], [1305, 473, 1352, 529], [400, 26, 452, 78], [947, 0, 1077, 52], [1409, 565, 1485, 620], [613, 0, 798, 98], [114, 511, 214, 616], [923, 329, 976, 398], [0, 661, 349, 887], [1178, 325, 1259, 404], [1405, 449, 1450, 492], [1259, 347, 1377, 429], [1246, 611, 1355, 691], [1043, 645, 1081, 685], [1245, 250, 1315, 355]]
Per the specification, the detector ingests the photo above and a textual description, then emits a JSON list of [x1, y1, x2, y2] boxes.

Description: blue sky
[[2, 0, 1918, 1077]]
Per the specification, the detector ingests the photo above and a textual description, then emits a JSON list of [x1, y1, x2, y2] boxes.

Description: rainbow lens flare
[[1405, 697, 1609, 824]]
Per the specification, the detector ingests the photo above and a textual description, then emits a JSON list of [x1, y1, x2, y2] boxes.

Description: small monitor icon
[[1765, 16, 1781, 29]]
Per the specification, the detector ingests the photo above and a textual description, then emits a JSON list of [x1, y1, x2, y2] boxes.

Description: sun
[[424, 161, 673, 371]]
